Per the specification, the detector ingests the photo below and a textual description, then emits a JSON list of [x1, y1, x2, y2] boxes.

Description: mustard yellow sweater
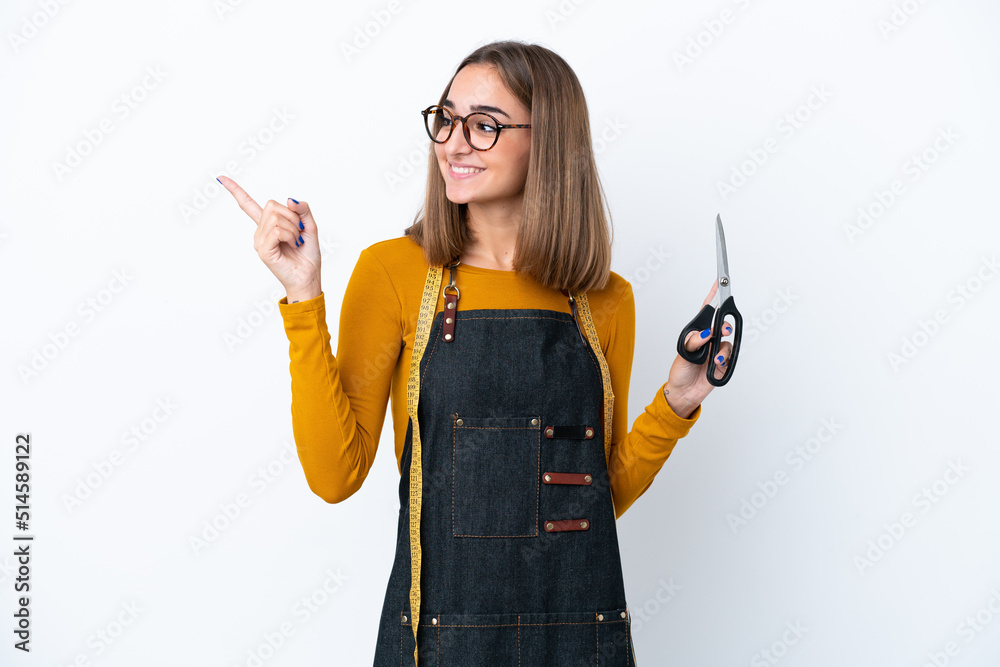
[[277, 235, 701, 519]]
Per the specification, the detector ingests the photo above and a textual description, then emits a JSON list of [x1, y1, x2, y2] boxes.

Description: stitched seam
[[429, 620, 625, 628], [534, 421, 540, 536], [596, 616, 600, 666]]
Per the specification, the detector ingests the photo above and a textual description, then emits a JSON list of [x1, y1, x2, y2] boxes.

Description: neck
[[463, 200, 521, 271]]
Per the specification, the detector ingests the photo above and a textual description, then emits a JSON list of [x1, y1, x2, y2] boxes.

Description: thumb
[[287, 198, 317, 231]]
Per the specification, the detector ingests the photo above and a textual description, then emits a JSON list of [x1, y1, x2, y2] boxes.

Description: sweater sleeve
[[604, 282, 702, 519], [276, 248, 402, 503]]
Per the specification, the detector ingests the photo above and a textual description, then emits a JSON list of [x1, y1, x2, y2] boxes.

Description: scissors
[[675, 214, 742, 386]]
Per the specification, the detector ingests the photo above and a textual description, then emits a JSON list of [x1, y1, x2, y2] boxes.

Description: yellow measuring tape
[[574, 293, 615, 463], [403, 275, 614, 665], [405, 264, 443, 666], [573, 292, 616, 515]]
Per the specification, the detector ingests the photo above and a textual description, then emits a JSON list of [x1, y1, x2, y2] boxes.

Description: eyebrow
[[442, 99, 510, 119]]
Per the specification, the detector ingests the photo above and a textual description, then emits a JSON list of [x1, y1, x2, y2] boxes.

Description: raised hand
[[218, 175, 322, 303], [664, 279, 737, 417]]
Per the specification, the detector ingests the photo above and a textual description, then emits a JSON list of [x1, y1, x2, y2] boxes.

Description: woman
[[220, 40, 733, 666]]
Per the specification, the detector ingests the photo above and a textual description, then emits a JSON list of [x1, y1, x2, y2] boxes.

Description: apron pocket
[[452, 415, 540, 537], [400, 609, 636, 666]]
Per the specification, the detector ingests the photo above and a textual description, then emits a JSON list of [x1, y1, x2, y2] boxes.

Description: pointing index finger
[[218, 175, 263, 225]]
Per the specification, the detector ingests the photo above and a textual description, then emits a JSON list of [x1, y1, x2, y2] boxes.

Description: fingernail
[[295, 238, 300, 247], [289, 198, 299, 204], [298, 235, 304, 245], [724, 325, 732, 333], [716, 355, 725, 364], [299, 221, 304, 230], [700, 329, 711, 338], [216, 177, 222, 185]]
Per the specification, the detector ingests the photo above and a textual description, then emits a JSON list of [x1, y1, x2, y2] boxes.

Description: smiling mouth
[[450, 163, 486, 175]]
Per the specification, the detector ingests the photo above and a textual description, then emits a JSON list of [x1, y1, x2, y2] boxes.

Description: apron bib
[[372, 263, 637, 666]]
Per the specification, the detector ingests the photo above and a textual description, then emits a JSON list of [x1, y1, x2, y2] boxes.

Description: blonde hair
[[404, 40, 613, 293]]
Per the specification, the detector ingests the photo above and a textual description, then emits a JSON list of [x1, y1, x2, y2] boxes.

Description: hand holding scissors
[[675, 214, 743, 387]]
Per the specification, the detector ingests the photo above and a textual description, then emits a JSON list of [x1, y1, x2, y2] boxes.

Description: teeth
[[452, 165, 484, 174]]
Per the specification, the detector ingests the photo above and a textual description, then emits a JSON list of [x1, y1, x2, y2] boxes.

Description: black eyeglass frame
[[421, 104, 531, 152]]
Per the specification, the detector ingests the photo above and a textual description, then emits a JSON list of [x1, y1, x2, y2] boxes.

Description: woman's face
[[434, 64, 532, 210]]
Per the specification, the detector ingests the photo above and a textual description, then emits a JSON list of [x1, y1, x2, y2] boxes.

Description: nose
[[443, 116, 473, 154]]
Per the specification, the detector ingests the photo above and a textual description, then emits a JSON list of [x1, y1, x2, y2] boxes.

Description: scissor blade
[[715, 213, 731, 301]]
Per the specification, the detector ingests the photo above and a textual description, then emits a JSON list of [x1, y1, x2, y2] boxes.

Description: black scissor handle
[[676, 304, 716, 365], [707, 295, 742, 387]]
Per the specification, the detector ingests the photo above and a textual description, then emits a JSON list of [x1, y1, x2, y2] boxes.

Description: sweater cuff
[[278, 291, 326, 317], [652, 381, 701, 439]]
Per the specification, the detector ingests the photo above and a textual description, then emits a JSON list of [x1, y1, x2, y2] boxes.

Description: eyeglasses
[[421, 105, 531, 151]]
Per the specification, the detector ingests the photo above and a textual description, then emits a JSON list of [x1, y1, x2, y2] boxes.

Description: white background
[[3, 0, 1000, 665]]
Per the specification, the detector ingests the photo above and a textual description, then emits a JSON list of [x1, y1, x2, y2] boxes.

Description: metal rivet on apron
[[579, 520, 588, 529], [584, 474, 592, 483], [545, 427, 554, 437], [531, 418, 538, 426], [543, 474, 551, 482], [446, 301, 455, 309], [446, 317, 453, 324], [444, 333, 452, 341], [402, 614, 407, 622], [597, 613, 604, 621], [621, 611, 627, 618], [431, 617, 438, 625], [545, 522, 554, 531], [456, 418, 463, 426], [585, 427, 594, 438]]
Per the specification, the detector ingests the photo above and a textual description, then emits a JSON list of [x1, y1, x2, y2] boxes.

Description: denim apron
[[373, 262, 637, 666]]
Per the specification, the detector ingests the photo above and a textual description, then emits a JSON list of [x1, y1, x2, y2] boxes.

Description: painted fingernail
[[290, 198, 299, 204], [216, 177, 222, 185], [717, 355, 725, 364], [298, 235, 304, 245], [724, 325, 732, 333], [700, 329, 711, 338], [299, 221, 305, 230], [295, 238, 300, 247]]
